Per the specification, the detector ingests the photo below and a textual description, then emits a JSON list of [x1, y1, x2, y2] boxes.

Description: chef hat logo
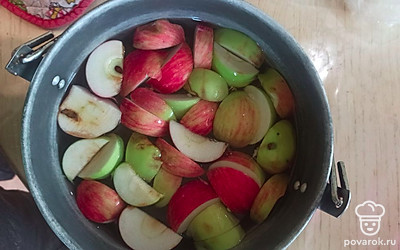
[[355, 201, 385, 236]]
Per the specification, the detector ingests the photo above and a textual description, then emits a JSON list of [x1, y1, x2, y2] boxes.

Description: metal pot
[[6, 0, 350, 249]]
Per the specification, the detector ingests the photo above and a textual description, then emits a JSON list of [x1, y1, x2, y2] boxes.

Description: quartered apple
[[180, 100, 218, 136], [157, 93, 200, 119]]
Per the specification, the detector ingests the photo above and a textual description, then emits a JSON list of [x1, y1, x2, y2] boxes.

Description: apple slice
[[250, 174, 290, 223], [113, 162, 163, 206], [58, 85, 121, 139], [130, 87, 176, 121], [167, 179, 219, 233], [193, 23, 213, 69], [155, 138, 204, 177], [212, 43, 258, 88], [194, 224, 245, 250], [188, 68, 228, 102], [244, 85, 277, 144], [147, 43, 193, 94], [76, 180, 125, 223], [119, 206, 182, 250], [153, 168, 182, 208], [86, 40, 124, 98], [157, 94, 200, 119], [62, 137, 109, 182], [209, 161, 262, 188], [133, 19, 185, 50], [78, 133, 124, 179], [120, 98, 168, 137], [258, 69, 295, 118], [180, 100, 218, 136], [120, 49, 169, 97], [169, 120, 228, 163]]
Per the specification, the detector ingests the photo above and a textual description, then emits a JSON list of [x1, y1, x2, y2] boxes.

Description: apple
[[180, 100, 218, 136], [147, 43, 193, 94], [188, 68, 228, 102], [120, 98, 169, 137], [130, 87, 176, 121], [244, 85, 277, 144], [213, 91, 260, 148], [193, 23, 213, 69], [133, 19, 185, 50], [155, 138, 204, 177], [157, 94, 200, 119], [187, 201, 240, 241], [169, 120, 228, 162], [76, 180, 125, 223], [258, 69, 295, 118], [212, 43, 258, 88], [194, 224, 245, 250], [62, 137, 109, 182], [207, 166, 260, 214], [58, 85, 121, 138], [120, 49, 168, 97], [119, 206, 182, 250], [214, 28, 264, 68], [250, 174, 290, 223], [113, 162, 162, 206], [86, 40, 124, 98], [167, 179, 219, 233], [153, 168, 182, 208], [125, 132, 162, 182], [256, 120, 296, 174], [78, 133, 124, 180]]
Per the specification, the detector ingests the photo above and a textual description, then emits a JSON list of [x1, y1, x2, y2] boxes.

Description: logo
[[355, 200, 385, 236]]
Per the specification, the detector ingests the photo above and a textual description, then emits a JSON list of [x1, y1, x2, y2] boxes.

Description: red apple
[[193, 23, 213, 69], [120, 98, 168, 137], [147, 43, 193, 94], [120, 49, 168, 97], [133, 19, 185, 50], [76, 180, 125, 223], [180, 100, 218, 136], [167, 179, 219, 233], [207, 167, 260, 214], [155, 138, 204, 177]]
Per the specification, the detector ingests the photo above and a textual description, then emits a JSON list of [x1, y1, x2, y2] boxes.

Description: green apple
[[250, 173, 290, 223], [214, 28, 265, 68], [187, 201, 240, 241], [153, 168, 182, 208], [78, 133, 124, 179], [256, 120, 296, 174], [212, 43, 258, 88], [125, 132, 162, 182], [158, 93, 200, 119], [188, 68, 229, 102], [194, 224, 245, 250]]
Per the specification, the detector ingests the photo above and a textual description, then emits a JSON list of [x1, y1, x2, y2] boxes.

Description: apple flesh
[[119, 206, 182, 250], [169, 120, 228, 163], [193, 23, 214, 69], [188, 68, 228, 102], [157, 94, 200, 119], [86, 40, 124, 98], [180, 100, 218, 136], [113, 162, 163, 206], [153, 168, 182, 208], [167, 179, 219, 233], [125, 132, 162, 182], [214, 28, 264, 68], [258, 69, 295, 118], [133, 19, 185, 50], [213, 91, 260, 148], [62, 137, 109, 182], [250, 174, 290, 223], [256, 120, 296, 174], [194, 224, 245, 250], [76, 180, 125, 223], [58, 85, 121, 139]]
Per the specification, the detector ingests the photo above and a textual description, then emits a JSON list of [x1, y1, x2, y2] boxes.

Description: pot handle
[[5, 32, 56, 82], [319, 160, 351, 218]]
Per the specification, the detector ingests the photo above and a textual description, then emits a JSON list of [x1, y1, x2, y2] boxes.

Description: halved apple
[[153, 168, 182, 208], [119, 206, 182, 250], [193, 23, 214, 69], [86, 40, 124, 98], [180, 100, 218, 136], [157, 94, 200, 119]]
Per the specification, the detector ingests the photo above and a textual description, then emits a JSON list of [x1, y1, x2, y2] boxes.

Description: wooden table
[[1, 0, 399, 249]]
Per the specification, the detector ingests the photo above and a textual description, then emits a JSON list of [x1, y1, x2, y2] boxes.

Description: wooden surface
[[1, 0, 399, 249]]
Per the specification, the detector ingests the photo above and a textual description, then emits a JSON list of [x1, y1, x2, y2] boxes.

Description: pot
[[6, 0, 350, 249]]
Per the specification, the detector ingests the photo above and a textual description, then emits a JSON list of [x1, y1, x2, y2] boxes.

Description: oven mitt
[[0, 0, 95, 29]]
